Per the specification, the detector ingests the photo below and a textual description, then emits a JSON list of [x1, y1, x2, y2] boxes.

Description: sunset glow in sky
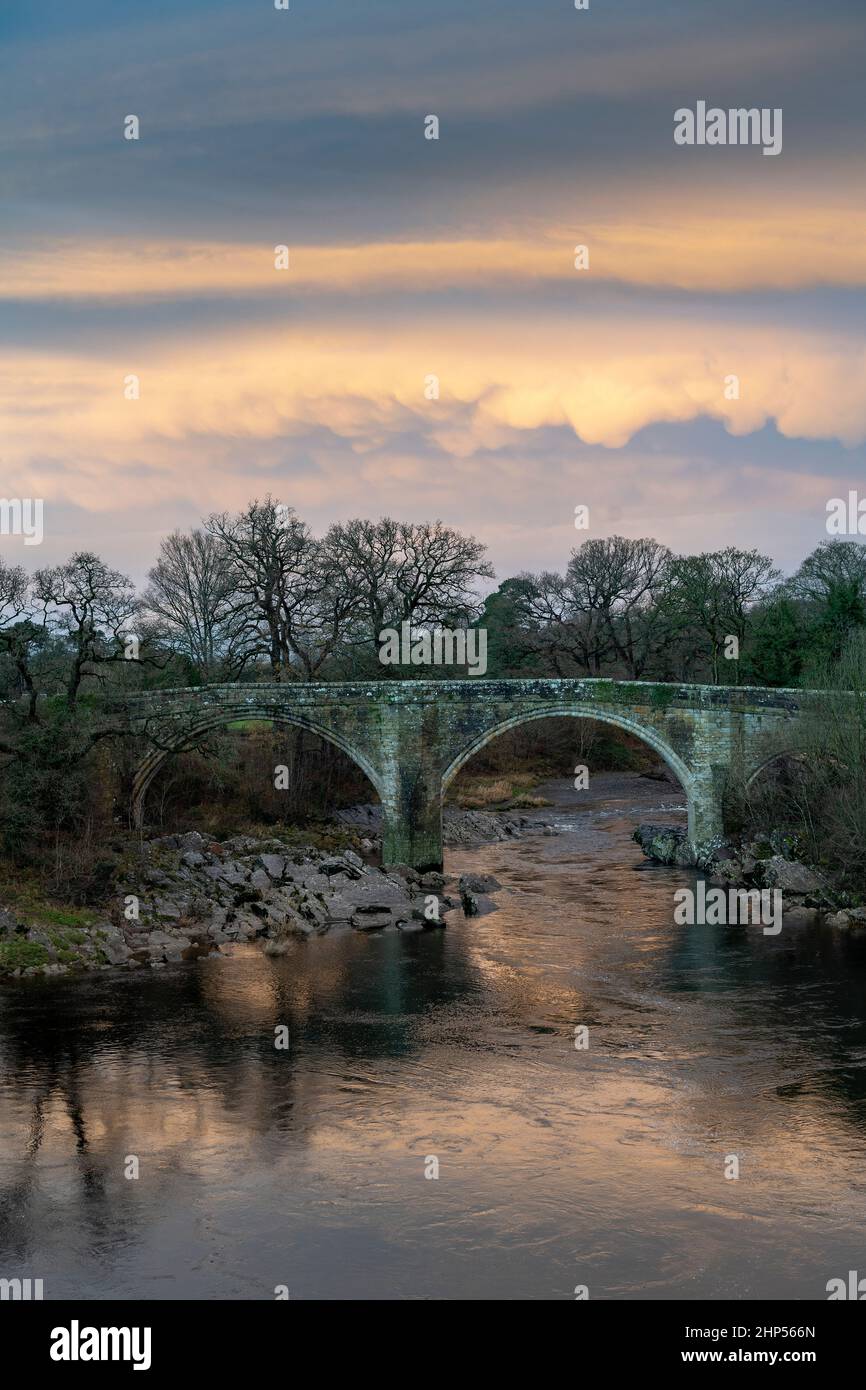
[[2, 0, 865, 581]]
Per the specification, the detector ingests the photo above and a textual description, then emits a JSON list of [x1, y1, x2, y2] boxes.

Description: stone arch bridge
[[123, 679, 809, 871]]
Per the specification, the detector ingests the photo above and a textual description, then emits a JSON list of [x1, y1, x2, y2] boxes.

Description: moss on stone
[[592, 681, 616, 702], [649, 685, 677, 710]]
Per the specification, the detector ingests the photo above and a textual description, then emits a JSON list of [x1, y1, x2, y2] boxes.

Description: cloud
[[2, 306, 865, 517], [3, 1, 864, 249], [3, 186, 866, 307], [1, 3, 853, 135], [3, 413, 858, 588], [2, 0, 864, 584]]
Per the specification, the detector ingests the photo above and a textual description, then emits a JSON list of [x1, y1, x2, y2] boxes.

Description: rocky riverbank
[[633, 823, 866, 929], [0, 817, 514, 979], [336, 801, 557, 847]]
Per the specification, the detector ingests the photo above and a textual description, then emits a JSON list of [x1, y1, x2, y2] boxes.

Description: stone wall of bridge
[[125, 679, 807, 871]]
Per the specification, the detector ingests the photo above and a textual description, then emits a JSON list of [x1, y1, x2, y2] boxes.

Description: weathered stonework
[[124, 679, 808, 871]]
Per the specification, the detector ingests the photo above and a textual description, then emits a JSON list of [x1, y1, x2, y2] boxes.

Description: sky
[[1, 0, 865, 585]]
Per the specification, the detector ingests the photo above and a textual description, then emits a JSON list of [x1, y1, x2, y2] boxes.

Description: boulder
[[710, 858, 744, 886], [145, 930, 192, 962], [335, 877, 411, 910], [257, 853, 287, 881], [419, 871, 446, 891], [633, 824, 690, 865], [322, 893, 355, 922], [290, 869, 331, 894], [352, 907, 399, 931], [781, 905, 821, 927], [153, 897, 186, 921], [287, 919, 318, 939], [102, 937, 132, 966], [763, 856, 823, 896], [459, 873, 501, 895], [178, 832, 208, 854], [409, 898, 447, 926], [163, 938, 192, 961], [824, 911, 852, 930], [319, 855, 364, 878], [215, 861, 249, 886], [300, 900, 331, 930], [387, 863, 420, 883]]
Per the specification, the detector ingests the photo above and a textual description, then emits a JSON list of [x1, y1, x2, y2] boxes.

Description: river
[[2, 773, 865, 1301]]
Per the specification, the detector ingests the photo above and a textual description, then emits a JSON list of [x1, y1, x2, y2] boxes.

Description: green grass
[[0, 939, 50, 971], [46, 927, 87, 947], [0, 871, 101, 972], [38, 908, 92, 930], [0, 872, 98, 930]]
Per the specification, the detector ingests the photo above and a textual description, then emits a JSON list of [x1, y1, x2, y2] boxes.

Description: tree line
[[488, 534, 866, 687], [2, 498, 865, 732]]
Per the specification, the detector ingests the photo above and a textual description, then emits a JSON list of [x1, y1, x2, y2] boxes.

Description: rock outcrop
[[121, 832, 455, 950], [632, 822, 860, 927], [336, 802, 557, 848], [0, 832, 461, 979]]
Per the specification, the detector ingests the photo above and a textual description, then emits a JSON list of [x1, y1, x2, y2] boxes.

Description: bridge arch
[[440, 704, 696, 825], [131, 706, 386, 829], [744, 749, 803, 790]]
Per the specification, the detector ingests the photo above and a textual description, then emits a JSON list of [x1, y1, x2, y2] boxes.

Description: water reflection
[[1, 774, 865, 1299]]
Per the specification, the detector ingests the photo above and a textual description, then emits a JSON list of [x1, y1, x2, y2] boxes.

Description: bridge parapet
[[124, 677, 805, 714]]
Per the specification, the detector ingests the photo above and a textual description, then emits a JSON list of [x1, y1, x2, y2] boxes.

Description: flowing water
[[2, 774, 866, 1301]]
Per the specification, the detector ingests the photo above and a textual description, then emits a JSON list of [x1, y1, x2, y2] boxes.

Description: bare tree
[[0, 558, 28, 628], [206, 498, 361, 681], [566, 537, 673, 678], [32, 553, 139, 709], [143, 529, 240, 682], [664, 547, 780, 683], [326, 518, 494, 663], [0, 559, 40, 728], [520, 568, 613, 675], [785, 540, 866, 606]]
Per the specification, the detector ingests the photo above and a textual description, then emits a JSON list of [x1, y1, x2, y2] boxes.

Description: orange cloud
[[3, 192, 866, 302], [1, 311, 865, 517]]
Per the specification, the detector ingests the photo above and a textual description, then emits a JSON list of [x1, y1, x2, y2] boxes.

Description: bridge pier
[[382, 794, 443, 873], [687, 764, 727, 853], [379, 704, 445, 871], [380, 764, 444, 872]]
